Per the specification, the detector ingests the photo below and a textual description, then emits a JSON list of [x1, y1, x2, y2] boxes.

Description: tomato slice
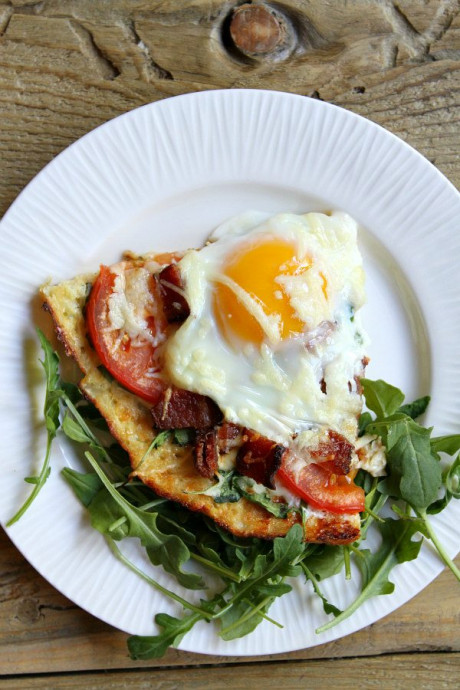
[[86, 263, 169, 404], [276, 456, 365, 514]]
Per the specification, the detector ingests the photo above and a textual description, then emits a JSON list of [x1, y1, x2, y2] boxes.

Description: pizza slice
[[41, 211, 374, 544]]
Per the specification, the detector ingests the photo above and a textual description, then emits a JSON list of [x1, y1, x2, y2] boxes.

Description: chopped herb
[[233, 476, 290, 518]]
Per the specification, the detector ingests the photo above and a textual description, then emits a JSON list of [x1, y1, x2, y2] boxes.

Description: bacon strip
[[151, 386, 222, 429], [195, 428, 219, 478], [157, 264, 190, 323], [308, 430, 353, 475], [236, 429, 287, 488], [216, 422, 242, 453], [193, 423, 241, 479]]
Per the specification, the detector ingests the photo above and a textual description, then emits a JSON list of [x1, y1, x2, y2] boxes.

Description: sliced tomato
[[276, 456, 365, 514], [86, 263, 168, 404]]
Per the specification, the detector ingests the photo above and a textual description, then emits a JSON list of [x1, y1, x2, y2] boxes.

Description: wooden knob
[[229, 3, 289, 58]]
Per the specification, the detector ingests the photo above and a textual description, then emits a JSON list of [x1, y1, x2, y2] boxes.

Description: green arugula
[[360, 379, 460, 582], [317, 517, 425, 632], [7, 330, 61, 525], [68, 450, 204, 590], [10, 335, 460, 658], [128, 524, 305, 657], [360, 379, 405, 418], [370, 415, 442, 510], [427, 455, 460, 514]]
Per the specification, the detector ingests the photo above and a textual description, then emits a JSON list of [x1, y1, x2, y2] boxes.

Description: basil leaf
[[233, 476, 289, 518], [361, 379, 405, 418], [445, 455, 460, 498]]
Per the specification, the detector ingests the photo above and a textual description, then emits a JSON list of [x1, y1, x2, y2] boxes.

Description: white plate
[[1, 90, 459, 656]]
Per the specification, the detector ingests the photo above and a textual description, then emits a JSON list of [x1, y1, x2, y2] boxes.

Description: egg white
[[165, 211, 368, 446]]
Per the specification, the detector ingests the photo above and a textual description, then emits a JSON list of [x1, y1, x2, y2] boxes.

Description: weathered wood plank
[[1, 528, 459, 675], [0, 1, 458, 216], [0, 0, 459, 679], [1, 652, 459, 689]]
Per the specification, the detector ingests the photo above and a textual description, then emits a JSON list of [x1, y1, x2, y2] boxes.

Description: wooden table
[[1, 1, 459, 687]]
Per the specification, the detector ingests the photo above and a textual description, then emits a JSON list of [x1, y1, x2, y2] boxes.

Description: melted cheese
[[166, 211, 368, 448], [107, 264, 165, 348]]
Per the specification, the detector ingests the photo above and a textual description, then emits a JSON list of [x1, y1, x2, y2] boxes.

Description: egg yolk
[[214, 236, 326, 345]]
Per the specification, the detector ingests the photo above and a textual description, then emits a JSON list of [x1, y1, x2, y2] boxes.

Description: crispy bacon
[[236, 429, 287, 488], [151, 386, 222, 429], [157, 264, 190, 323], [193, 423, 242, 479], [309, 429, 353, 475], [195, 428, 219, 478], [216, 422, 242, 453]]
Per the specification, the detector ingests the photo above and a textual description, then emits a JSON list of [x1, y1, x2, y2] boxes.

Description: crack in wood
[[38, 603, 77, 612], [126, 21, 174, 81], [67, 19, 120, 80], [382, 0, 459, 61], [0, 6, 13, 36]]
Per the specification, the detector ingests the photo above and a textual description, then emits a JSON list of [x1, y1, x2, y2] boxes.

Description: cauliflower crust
[[40, 274, 360, 544]]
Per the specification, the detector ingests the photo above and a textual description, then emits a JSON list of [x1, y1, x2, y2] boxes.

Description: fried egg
[[165, 211, 368, 447]]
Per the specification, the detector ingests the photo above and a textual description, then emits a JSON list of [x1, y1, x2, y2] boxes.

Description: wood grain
[[1, 0, 459, 217], [0, 0, 459, 682], [1, 653, 460, 689], [1, 527, 459, 675]]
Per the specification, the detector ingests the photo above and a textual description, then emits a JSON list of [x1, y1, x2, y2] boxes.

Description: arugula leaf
[[303, 545, 345, 581], [426, 454, 460, 515], [317, 517, 425, 633], [128, 611, 203, 660], [128, 526, 305, 657], [225, 525, 305, 606], [301, 562, 342, 617], [84, 451, 204, 589], [368, 416, 441, 510], [358, 411, 372, 436], [219, 581, 289, 640], [361, 379, 405, 418], [62, 414, 94, 445], [431, 435, 460, 455], [7, 329, 62, 525], [417, 506, 460, 582], [62, 468, 102, 507], [15, 334, 460, 656], [233, 476, 290, 518], [398, 396, 430, 420]]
